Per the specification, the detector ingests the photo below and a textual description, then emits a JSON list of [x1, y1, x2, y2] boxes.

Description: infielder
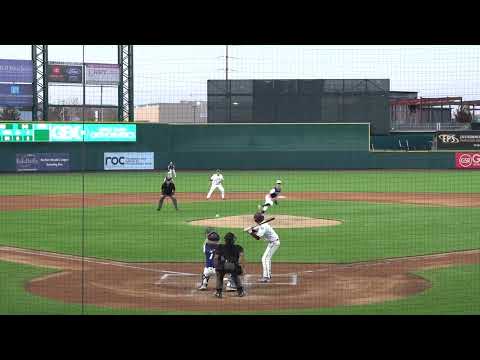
[[197, 228, 220, 290], [167, 161, 176, 178], [206, 169, 225, 200], [246, 212, 280, 282], [259, 180, 282, 214]]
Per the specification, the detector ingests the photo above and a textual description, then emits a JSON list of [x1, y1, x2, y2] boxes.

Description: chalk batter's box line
[[155, 273, 298, 286]]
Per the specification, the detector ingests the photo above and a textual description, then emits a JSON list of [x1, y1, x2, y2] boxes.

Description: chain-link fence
[[1, 45, 480, 129]]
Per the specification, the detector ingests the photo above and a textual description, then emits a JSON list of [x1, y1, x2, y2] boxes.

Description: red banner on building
[[456, 152, 480, 169]]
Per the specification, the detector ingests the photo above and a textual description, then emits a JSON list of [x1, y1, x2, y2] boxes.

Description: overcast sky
[[1, 45, 480, 105]]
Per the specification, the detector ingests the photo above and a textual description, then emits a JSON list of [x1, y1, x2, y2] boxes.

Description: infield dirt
[[1, 191, 480, 211], [0, 246, 479, 312]]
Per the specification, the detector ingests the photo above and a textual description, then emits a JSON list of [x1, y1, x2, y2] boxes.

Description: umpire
[[157, 175, 179, 211], [214, 232, 246, 298]]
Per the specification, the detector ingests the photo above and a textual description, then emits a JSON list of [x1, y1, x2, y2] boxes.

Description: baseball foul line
[[0, 247, 195, 276], [292, 249, 480, 275]]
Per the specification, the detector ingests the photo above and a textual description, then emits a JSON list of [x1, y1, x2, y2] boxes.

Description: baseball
[[215, 214, 219, 218]]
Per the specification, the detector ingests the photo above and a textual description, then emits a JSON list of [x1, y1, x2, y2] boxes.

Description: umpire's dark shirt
[[215, 244, 244, 264], [161, 181, 175, 195]]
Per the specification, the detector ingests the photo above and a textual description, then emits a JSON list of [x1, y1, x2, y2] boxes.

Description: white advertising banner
[[85, 63, 120, 85], [104, 152, 154, 170]]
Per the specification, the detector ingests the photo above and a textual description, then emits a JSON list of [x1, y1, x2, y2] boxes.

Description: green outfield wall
[[0, 123, 456, 171]]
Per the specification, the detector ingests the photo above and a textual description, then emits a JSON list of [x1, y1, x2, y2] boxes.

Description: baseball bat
[[243, 217, 275, 232]]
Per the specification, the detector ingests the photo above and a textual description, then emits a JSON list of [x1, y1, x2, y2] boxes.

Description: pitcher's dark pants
[[157, 194, 178, 210], [216, 269, 243, 294]]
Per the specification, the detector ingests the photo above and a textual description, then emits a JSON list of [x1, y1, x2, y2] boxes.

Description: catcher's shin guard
[[201, 274, 210, 285]]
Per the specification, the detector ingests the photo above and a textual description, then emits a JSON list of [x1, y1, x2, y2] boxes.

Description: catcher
[[197, 228, 220, 290]]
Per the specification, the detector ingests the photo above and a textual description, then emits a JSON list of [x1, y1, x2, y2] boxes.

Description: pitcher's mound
[[189, 214, 342, 229]]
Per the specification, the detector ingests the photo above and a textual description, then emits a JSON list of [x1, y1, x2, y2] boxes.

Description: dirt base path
[[1, 191, 480, 211], [1, 246, 479, 312]]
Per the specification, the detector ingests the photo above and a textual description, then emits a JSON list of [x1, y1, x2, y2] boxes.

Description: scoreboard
[[0, 123, 136, 142]]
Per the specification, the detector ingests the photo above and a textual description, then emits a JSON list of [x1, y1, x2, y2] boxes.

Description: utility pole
[[226, 45, 230, 123], [82, 45, 86, 123]]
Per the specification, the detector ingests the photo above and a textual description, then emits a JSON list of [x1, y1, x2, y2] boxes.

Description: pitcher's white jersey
[[254, 223, 280, 243], [210, 173, 224, 186]]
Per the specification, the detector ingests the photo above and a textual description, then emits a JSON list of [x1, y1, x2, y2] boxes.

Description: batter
[[246, 212, 281, 282]]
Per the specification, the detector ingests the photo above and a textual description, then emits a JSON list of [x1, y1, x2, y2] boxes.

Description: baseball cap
[[276, 180, 282, 184]]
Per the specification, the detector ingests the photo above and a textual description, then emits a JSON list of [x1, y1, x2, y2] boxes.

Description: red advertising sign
[[455, 152, 480, 169]]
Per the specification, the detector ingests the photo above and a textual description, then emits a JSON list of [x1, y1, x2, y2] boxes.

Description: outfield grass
[[0, 170, 479, 314], [1, 200, 479, 263], [0, 170, 479, 195]]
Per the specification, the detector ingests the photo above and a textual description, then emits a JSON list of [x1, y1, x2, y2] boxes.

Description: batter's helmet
[[254, 212, 264, 224], [206, 229, 220, 242]]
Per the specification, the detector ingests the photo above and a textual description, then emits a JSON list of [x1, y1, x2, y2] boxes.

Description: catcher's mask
[[224, 232, 236, 245], [254, 212, 264, 224]]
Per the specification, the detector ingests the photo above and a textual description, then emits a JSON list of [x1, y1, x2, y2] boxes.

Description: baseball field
[[1, 169, 479, 314]]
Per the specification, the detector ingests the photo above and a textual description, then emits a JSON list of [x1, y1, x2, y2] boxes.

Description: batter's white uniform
[[207, 173, 225, 199], [254, 223, 280, 279]]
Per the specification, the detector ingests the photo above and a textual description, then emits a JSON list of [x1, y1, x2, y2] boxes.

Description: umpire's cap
[[224, 232, 236, 245], [254, 212, 264, 224]]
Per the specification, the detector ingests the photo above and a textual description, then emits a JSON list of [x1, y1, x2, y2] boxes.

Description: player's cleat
[[259, 277, 271, 283], [237, 290, 246, 297], [197, 283, 208, 291], [225, 285, 237, 292], [214, 291, 222, 298], [156, 208, 161, 211]]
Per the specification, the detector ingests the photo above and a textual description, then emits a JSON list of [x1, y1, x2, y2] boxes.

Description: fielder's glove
[[274, 199, 278, 205]]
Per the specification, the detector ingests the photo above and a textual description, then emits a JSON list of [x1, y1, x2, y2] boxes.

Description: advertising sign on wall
[[0, 59, 33, 83], [85, 63, 120, 85], [455, 152, 480, 169], [0, 123, 136, 142], [0, 84, 33, 107], [104, 152, 154, 170], [437, 131, 480, 150], [48, 62, 83, 83], [16, 153, 70, 172]]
